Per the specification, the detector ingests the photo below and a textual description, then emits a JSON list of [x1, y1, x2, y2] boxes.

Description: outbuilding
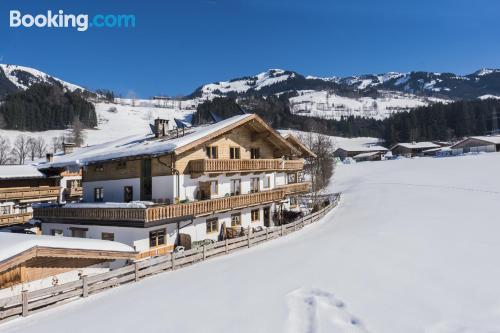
[[391, 142, 441, 158], [450, 136, 500, 155], [334, 145, 388, 161]]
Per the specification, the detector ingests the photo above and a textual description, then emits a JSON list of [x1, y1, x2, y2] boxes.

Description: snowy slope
[[4, 153, 500, 332], [0, 64, 86, 92]]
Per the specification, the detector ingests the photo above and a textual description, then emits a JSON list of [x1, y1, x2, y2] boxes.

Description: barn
[[450, 136, 500, 155], [334, 145, 388, 161], [391, 142, 441, 158]]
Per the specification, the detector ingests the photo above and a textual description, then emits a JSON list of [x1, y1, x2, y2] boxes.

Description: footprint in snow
[[285, 287, 370, 333]]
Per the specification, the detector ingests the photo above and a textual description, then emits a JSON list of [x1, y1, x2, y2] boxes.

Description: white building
[[34, 114, 314, 256]]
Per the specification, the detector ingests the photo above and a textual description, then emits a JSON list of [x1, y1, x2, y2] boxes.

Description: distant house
[[390, 142, 441, 157], [352, 151, 386, 162], [334, 145, 388, 161], [450, 136, 500, 155], [0, 233, 135, 297]]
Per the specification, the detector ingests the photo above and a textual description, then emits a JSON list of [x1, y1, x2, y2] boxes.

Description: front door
[[141, 159, 152, 201], [263, 206, 271, 227]]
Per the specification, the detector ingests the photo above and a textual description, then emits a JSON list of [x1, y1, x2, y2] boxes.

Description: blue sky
[[1, 0, 499, 97]]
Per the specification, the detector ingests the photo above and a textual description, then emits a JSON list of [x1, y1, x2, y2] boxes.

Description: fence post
[[265, 228, 269, 241], [225, 238, 229, 254], [171, 252, 176, 270], [135, 262, 140, 282], [21, 291, 28, 317], [281, 223, 284, 236], [247, 227, 251, 248], [202, 244, 206, 260], [82, 275, 88, 298]]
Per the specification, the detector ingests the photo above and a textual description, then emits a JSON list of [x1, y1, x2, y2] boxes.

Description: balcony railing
[[0, 212, 32, 227], [34, 182, 311, 224], [65, 187, 83, 198], [189, 159, 304, 174], [0, 186, 60, 201]]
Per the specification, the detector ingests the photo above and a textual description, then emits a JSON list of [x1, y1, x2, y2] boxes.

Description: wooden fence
[[0, 193, 340, 323]]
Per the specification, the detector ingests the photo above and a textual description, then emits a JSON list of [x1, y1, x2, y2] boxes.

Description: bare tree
[[51, 135, 64, 154], [11, 135, 30, 165], [127, 90, 138, 107], [69, 118, 86, 147], [27, 137, 37, 161], [0, 136, 11, 165], [34, 137, 47, 158]]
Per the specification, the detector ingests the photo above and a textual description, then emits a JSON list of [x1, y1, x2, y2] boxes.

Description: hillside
[[3, 153, 500, 332]]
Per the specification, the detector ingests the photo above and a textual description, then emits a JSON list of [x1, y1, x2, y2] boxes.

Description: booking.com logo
[[9, 10, 136, 32]]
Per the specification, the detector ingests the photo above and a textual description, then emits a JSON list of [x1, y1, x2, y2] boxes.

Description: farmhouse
[[0, 233, 135, 297], [333, 145, 388, 161], [0, 163, 82, 231], [34, 114, 313, 258], [390, 142, 441, 157], [450, 136, 500, 155]]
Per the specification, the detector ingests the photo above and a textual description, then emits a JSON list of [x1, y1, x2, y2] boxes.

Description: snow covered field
[[2, 153, 500, 333]]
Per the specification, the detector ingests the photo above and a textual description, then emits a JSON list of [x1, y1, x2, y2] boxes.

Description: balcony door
[[263, 206, 271, 227], [141, 158, 152, 201], [230, 179, 241, 196]]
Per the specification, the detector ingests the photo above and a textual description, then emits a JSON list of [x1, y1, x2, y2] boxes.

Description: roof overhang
[[283, 134, 317, 158]]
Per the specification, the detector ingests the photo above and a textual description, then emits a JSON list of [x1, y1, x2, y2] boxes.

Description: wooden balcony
[[0, 212, 32, 227], [34, 182, 311, 225], [0, 186, 60, 202], [189, 159, 304, 175], [65, 187, 83, 199]]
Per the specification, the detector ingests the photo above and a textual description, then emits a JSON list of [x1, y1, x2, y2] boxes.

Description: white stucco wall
[[83, 178, 141, 202]]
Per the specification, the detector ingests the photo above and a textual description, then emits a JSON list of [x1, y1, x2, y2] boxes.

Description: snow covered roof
[[0, 165, 46, 180], [38, 114, 268, 169], [450, 136, 500, 148], [0, 233, 135, 266], [336, 145, 388, 153], [392, 142, 440, 150], [353, 151, 381, 159]]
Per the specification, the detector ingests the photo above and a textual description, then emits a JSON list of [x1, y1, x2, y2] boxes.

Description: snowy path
[[2, 153, 500, 333]]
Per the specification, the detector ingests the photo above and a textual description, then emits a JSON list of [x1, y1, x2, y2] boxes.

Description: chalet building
[[34, 114, 314, 257], [450, 136, 500, 155], [390, 142, 441, 157], [0, 233, 135, 297], [333, 145, 388, 161], [0, 166, 60, 229], [0, 161, 83, 231]]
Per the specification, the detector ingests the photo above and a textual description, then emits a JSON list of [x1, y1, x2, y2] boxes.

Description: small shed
[[0, 233, 135, 296], [352, 151, 385, 162], [391, 142, 441, 157], [450, 136, 500, 155], [334, 145, 388, 161]]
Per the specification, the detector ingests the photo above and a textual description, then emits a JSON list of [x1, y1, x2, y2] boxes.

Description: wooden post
[[265, 228, 269, 241], [21, 291, 28, 317], [171, 253, 176, 270], [135, 262, 140, 282], [281, 223, 284, 236], [225, 238, 229, 254], [82, 275, 88, 298], [247, 227, 251, 248], [202, 244, 206, 260]]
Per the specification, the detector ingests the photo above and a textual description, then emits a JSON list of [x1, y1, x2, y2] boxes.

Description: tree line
[[195, 97, 500, 145]]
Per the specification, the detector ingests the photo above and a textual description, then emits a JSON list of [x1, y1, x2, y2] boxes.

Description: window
[[18, 205, 28, 213], [206, 146, 218, 159], [101, 232, 115, 241], [229, 147, 240, 159], [230, 179, 241, 196], [116, 161, 127, 169], [263, 175, 271, 189], [250, 178, 260, 193], [288, 173, 297, 184], [251, 209, 260, 222], [250, 148, 260, 159], [206, 218, 218, 234], [290, 196, 298, 208], [71, 228, 87, 238], [51, 229, 63, 236], [94, 187, 104, 202], [95, 164, 104, 172], [149, 229, 166, 247], [210, 180, 218, 196], [124, 186, 133, 203], [0, 206, 11, 215], [231, 213, 241, 227]]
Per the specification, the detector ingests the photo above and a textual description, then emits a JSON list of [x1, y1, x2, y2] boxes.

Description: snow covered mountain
[[0, 64, 89, 97]]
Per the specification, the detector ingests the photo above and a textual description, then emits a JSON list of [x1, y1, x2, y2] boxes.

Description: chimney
[[154, 118, 169, 138], [63, 143, 76, 155], [46, 153, 54, 163]]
